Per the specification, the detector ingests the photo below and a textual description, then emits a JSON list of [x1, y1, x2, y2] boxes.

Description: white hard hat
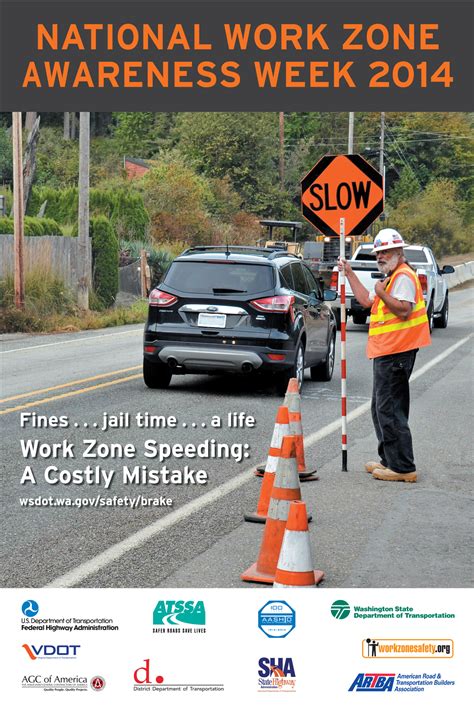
[[371, 229, 408, 253]]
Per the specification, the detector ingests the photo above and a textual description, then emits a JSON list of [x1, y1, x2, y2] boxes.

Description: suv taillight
[[418, 274, 428, 295], [149, 289, 178, 307], [250, 295, 295, 313], [330, 270, 339, 290]]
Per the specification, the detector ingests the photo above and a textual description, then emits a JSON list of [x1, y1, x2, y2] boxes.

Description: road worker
[[337, 228, 431, 482]]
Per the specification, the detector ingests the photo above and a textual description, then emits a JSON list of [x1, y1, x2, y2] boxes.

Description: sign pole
[[339, 217, 348, 472]]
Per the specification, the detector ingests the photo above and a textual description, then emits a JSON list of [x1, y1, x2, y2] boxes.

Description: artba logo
[[152, 600, 206, 634], [362, 638, 453, 658], [349, 673, 395, 692], [258, 657, 296, 691], [23, 643, 80, 660], [258, 600, 295, 638], [331, 599, 351, 619], [22, 600, 39, 618]]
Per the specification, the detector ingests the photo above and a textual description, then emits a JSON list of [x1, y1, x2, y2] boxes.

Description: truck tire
[[143, 358, 172, 389], [352, 313, 367, 325], [434, 292, 449, 329], [427, 296, 434, 333]]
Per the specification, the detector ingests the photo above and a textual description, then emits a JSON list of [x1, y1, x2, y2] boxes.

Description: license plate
[[197, 313, 227, 328]]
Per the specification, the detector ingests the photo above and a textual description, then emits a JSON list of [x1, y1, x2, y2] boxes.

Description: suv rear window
[[163, 261, 275, 294]]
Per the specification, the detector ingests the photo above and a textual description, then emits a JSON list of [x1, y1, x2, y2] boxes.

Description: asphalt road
[[1, 288, 473, 589]]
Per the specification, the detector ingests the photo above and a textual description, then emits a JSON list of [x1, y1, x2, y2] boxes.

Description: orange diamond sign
[[301, 154, 384, 236]]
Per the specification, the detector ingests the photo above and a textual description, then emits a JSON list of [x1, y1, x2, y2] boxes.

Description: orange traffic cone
[[255, 405, 289, 478], [241, 436, 307, 584], [273, 500, 324, 587], [245, 406, 289, 523], [284, 378, 318, 482]]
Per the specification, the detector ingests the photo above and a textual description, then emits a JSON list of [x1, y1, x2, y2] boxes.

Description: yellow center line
[[0, 374, 142, 415], [0, 365, 141, 404]]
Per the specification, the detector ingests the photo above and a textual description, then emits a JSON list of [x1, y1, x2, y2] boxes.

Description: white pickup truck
[[330, 244, 455, 331]]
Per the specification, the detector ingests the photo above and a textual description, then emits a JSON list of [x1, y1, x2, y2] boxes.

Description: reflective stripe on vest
[[367, 264, 431, 359]]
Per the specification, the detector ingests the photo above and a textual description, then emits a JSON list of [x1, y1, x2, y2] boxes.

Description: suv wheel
[[143, 358, 172, 389], [310, 331, 336, 382], [275, 343, 305, 396]]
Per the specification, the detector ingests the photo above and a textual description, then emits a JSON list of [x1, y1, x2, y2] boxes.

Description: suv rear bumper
[[158, 345, 263, 372]]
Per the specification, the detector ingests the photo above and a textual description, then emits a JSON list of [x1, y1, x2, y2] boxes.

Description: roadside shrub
[[0, 267, 75, 317], [90, 215, 119, 307], [0, 215, 63, 235]]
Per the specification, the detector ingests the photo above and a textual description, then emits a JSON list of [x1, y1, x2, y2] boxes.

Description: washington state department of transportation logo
[[331, 600, 351, 620], [258, 601, 295, 638], [152, 600, 206, 635]]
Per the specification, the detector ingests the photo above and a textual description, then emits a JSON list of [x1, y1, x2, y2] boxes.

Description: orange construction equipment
[[273, 500, 324, 587], [241, 436, 308, 584], [284, 378, 318, 482], [245, 406, 289, 523]]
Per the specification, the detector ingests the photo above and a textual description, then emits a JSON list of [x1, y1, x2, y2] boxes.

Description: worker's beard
[[377, 253, 399, 275]]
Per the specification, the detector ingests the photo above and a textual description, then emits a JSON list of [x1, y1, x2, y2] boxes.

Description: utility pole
[[77, 112, 91, 310], [12, 112, 25, 309], [347, 112, 354, 154], [279, 111, 285, 189], [379, 112, 385, 175]]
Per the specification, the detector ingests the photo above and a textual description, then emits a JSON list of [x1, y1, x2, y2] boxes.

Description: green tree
[[0, 128, 13, 184], [387, 166, 420, 208]]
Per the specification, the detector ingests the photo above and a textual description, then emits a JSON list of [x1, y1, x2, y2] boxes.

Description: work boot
[[372, 467, 417, 483], [365, 461, 388, 473]]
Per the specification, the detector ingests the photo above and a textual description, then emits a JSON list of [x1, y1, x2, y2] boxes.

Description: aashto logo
[[152, 600, 206, 634], [22, 600, 39, 618], [331, 599, 351, 620], [258, 600, 295, 638]]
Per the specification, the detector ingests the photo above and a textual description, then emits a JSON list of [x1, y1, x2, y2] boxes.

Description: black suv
[[143, 246, 337, 395]]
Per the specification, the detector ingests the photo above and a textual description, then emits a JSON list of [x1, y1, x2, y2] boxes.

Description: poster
[[1, 1, 473, 708]]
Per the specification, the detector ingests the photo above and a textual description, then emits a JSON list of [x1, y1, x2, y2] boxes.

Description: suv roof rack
[[180, 245, 295, 260]]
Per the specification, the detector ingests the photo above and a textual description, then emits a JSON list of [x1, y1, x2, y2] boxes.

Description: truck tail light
[[330, 270, 339, 291], [149, 289, 178, 307], [418, 274, 428, 295], [250, 295, 295, 314]]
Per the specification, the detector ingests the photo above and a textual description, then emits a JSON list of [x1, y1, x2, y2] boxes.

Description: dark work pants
[[371, 350, 418, 473]]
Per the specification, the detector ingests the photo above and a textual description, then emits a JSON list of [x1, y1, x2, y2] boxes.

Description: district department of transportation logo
[[349, 673, 395, 692], [133, 659, 224, 693], [258, 657, 296, 692], [331, 599, 351, 620], [22, 600, 39, 618], [152, 600, 206, 634], [258, 601, 295, 638]]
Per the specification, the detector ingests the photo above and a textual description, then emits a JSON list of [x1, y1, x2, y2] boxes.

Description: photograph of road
[[1, 283, 472, 588]]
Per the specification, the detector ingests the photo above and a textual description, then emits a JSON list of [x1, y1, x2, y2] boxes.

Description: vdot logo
[[331, 600, 351, 620], [22, 643, 80, 660], [22, 600, 39, 618]]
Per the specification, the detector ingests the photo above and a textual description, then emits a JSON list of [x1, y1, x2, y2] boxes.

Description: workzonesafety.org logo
[[258, 601, 295, 638], [331, 600, 351, 619], [362, 638, 454, 658], [22, 643, 80, 660], [349, 672, 456, 693], [330, 599, 455, 621], [258, 657, 296, 692], [152, 600, 206, 634]]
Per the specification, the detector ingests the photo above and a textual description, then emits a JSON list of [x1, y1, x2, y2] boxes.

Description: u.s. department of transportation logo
[[331, 600, 351, 620]]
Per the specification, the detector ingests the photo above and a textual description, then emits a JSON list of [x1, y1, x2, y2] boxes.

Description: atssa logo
[[349, 673, 395, 692], [258, 658, 296, 691], [23, 643, 80, 660], [258, 601, 295, 638], [22, 600, 39, 618], [153, 600, 205, 628], [331, 599, 351, 620]]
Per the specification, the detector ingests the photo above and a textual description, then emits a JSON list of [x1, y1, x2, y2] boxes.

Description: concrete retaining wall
[[445, 261, 474, 288]]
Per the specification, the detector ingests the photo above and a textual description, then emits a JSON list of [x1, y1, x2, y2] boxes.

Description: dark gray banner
[[1, 1, 472, 110]]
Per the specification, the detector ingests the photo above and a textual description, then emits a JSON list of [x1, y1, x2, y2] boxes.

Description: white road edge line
[[2, 328, 144, 354], [47, 334, 472, 588]]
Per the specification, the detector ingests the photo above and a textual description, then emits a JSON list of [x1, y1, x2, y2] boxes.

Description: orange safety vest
[[367, 263, 431, 359]]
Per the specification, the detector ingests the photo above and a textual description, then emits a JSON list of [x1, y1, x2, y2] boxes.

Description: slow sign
[[301, 154, 384, 236]]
